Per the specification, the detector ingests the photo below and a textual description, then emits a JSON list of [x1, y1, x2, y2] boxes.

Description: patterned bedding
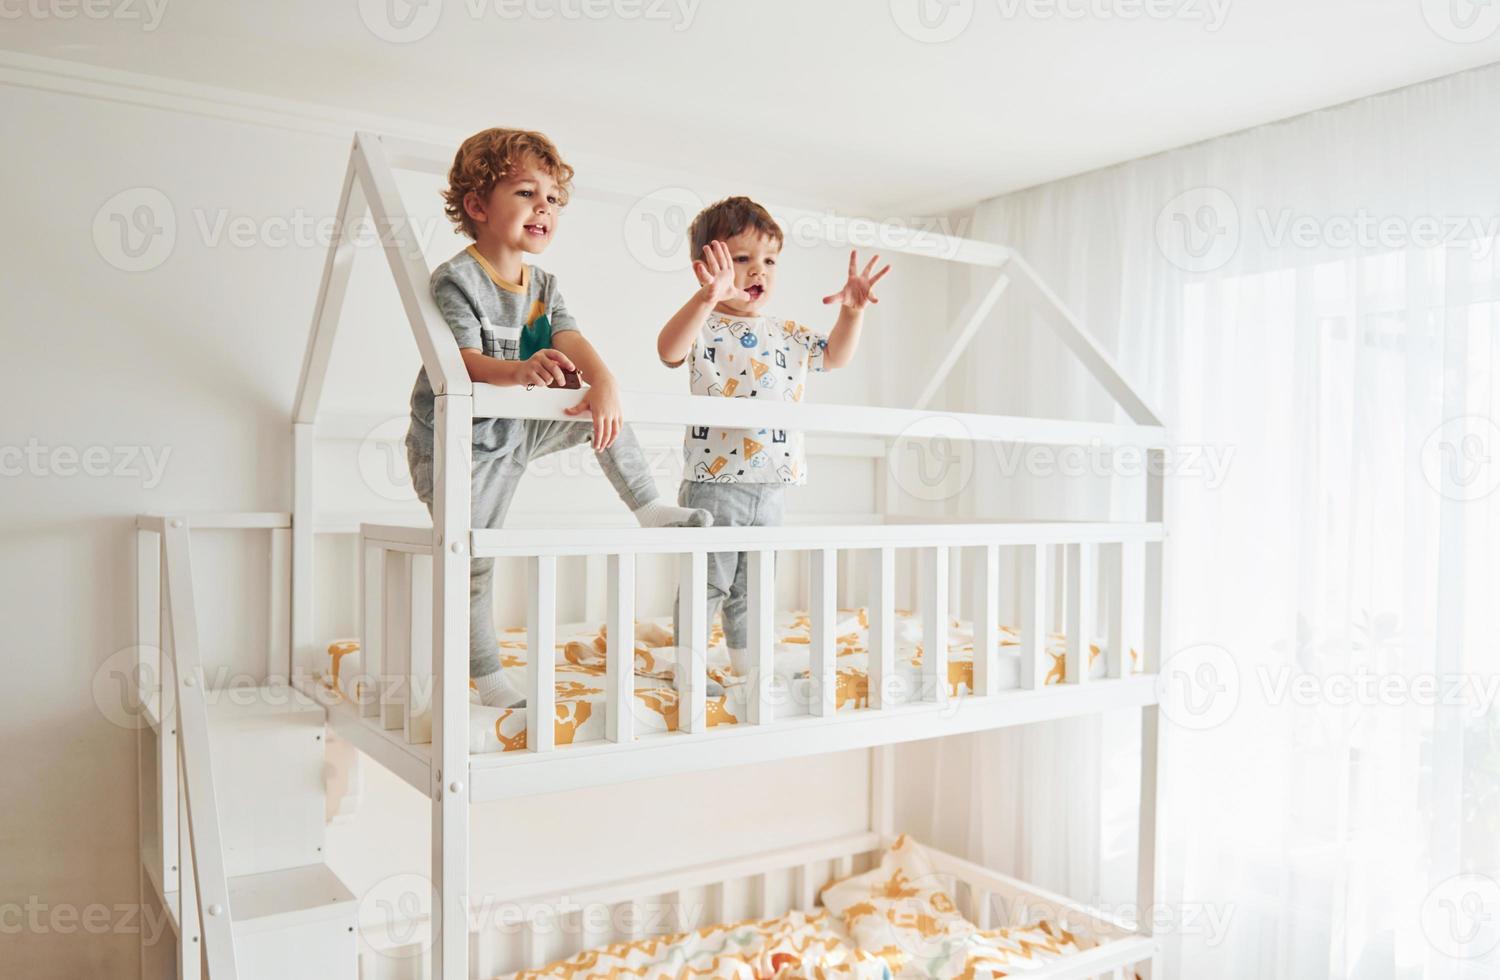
[[323, 608, 1135, 754], [493, 905, 1084, 979], [496, 908, 886, 980]]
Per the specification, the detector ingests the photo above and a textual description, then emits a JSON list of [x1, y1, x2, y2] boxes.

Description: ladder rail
[[160, 518, 241, 979]]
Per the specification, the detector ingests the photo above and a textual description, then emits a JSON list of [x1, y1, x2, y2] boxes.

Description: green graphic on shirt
[[520, 313, 552, 361]]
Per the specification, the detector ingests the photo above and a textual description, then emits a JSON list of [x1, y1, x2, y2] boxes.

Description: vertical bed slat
[[267, 527, 290, 682], [810, 548, 837, 717], [527, 555, 557, 753], [357, 541, 382, 717], [520, 923, 543, 971], [975, 888, 994, 929], [406, 553, 434, 743], [605, 553, 635, 743], [380, 552, 411, 728], [756, 873, 774, 918], [972, 544, 999, 696], [676, 551, 709, 734], [921, 546, 949, 703], [1019, 544, 1049, 690], [794, 864, 815, 911], [623, 898, 643, 941], [747, 550, 775, 725], [1050, 543, 1066, 633], [1065, 543, 1095, 684], [1102, 541, 1126, 679], [869, 547, 896, 708]]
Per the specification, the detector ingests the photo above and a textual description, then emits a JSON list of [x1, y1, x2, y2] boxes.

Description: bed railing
[[356, 519, 1162, 748], [355, 831, 1155, 978]]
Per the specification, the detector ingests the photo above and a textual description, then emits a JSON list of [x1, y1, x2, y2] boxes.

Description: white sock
[[634, 500, 714, 528], [474, 670, 526, 709], [728, 647, 750, 677]]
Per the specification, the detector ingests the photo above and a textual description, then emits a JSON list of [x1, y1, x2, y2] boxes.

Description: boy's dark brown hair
[[442, 128, 575, 239], [688, 196, 783, 258]]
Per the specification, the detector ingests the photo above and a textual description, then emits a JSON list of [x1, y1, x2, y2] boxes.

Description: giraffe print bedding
[[322, 608, 1135, 755]]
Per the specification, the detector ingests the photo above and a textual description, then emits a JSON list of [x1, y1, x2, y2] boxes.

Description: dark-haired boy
[[656, 197, 891, 676]]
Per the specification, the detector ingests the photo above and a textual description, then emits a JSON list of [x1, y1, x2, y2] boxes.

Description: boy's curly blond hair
[[689, 196, 783, 258], [442, 128, 575, 239]]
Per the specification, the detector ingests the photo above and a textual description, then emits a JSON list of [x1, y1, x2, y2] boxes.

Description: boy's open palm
[[564, 380, 623, 451], [822, 250, 891, 310], [693, 240, 753, 305]]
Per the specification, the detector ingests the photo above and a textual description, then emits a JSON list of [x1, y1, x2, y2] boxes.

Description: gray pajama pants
[[673, 481, 785, 651], [410, 420, 660, 676]]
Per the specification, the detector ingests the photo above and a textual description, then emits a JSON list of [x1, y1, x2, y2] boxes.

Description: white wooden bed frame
[[134, 131, 1169, 979]]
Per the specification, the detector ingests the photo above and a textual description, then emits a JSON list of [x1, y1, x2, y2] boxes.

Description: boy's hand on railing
[[822, 250, 892, 310], [693, 240, 754, 305], [513, 349, 576, 389], [564, 377, 623, 450]]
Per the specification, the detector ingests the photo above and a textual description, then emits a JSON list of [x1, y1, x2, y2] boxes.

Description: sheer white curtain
[[913, 64, 1500, 979]]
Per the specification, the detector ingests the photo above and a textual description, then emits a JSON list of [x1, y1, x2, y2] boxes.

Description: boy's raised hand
[[693, 240, 753, 305], [822, 250, 892, 310]]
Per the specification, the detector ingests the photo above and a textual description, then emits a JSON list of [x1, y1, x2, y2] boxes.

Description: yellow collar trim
[[466, 245, 529, 294]]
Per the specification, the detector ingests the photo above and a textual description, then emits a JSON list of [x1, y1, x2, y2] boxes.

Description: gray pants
[[673, 481, 785, 651], [410, 420, 660, 676]]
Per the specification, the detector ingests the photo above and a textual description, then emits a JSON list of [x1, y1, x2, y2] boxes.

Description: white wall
[[0, 75, 951, 979]]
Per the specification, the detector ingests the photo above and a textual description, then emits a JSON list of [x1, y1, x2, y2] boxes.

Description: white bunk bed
[[133, 130, 1169, 980]]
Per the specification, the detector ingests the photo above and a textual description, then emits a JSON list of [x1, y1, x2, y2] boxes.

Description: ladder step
[[150, 863, 358, 980]]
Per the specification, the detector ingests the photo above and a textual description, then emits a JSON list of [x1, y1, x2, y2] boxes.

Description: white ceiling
[[5, 0, 1499, 213]]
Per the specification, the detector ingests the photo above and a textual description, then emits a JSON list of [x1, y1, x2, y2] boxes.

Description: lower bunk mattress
[[323, 608, 1136, 755], [496, 834, 1094, 979]]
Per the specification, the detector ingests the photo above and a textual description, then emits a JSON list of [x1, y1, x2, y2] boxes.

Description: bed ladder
[[136, 515, 358, 979]]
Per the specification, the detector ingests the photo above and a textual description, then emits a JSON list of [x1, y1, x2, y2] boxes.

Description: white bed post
[[291, 423, 315, 684], [921, 547, 950, 704], [1138, 450, 1167, 976], [747, 549, 776, 725], [972, 544, 1000, 696], [291, 142, 368, 685], [604, 553, 635, 743], [432, 394, 472, 980]]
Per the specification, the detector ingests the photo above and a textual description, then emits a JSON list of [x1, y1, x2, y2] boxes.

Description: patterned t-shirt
[[407, 245, 579, 459], [683, 312, 828, 484]]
